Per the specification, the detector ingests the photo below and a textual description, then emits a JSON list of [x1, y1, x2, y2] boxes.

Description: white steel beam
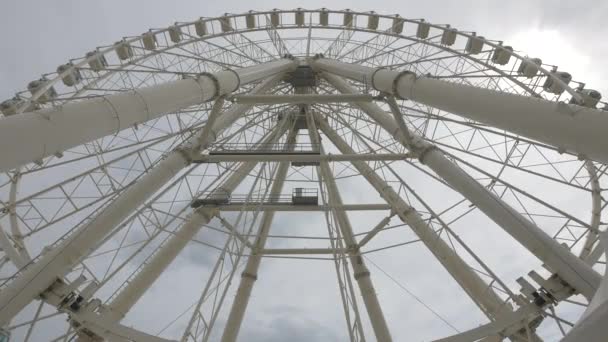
[[309, 111, 393, 342], [102, 115, 293, 322], [220, 129, 297, 342], [261, 248, 344, 255], [215, 204, 392, 211], [105, 208, 218, 321], [315, 113, 515, 322], [0, 71, 293, 326], [311, 57, 608, 164], [318, 71, 601, 300], [562, 233, 608, 342], [233, 93, 374, 104], [194, 153, 412, 163], [0, 58, 296, 172], [433, 304, 542, 342]]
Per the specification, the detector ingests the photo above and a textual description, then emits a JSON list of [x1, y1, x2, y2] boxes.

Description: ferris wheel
[[0, 8, 607, 342]]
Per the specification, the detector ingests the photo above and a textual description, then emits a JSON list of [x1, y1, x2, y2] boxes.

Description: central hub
[[285, 65, 318, 87]]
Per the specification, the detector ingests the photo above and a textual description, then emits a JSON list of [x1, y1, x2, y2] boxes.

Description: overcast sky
[[0, 1, 607, 341]]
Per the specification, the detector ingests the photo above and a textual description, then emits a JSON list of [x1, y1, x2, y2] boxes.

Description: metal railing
[[191, 188, 319, 207], [209, 142, 320, 155]]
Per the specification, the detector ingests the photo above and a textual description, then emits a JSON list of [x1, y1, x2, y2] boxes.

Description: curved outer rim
[[0, 8, 601, 341], [9, 8, 590, 116]]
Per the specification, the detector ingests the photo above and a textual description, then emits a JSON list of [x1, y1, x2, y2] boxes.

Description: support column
[[309, 112, 392, 342], [100, 113, 293, 323], [0, 70, 295, 326], [314, 113, 513, 321], [107, 208, 218, 320], [220, 128, 298, 342], [311, 57, 608, 164], [0, 58, 296, 172], [317, 71, 601, 300]]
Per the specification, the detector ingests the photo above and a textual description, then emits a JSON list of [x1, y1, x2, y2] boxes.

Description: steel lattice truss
[[0, 8, 606, 342]]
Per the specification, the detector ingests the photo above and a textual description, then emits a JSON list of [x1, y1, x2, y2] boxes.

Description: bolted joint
[[391, 70, 417, 100], [396, 206, 415, 219], [348, 244, 360, 254], [414, 141, 438, 164], [369, 67, 387, 91], [220, 69, 241, 94], [241, 271, 258, 281], [354, 271, 371, 280], [198, 69, 240, 99], [370, 68, 417, 100], [174, 146, 196, 164], [197, 72, 221, 98]]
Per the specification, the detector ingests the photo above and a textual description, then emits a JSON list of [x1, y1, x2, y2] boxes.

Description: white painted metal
[[0, 72, 293, 326], [0, 58, 295, 172], [314, 112, 517, 322], [317, 70, 601, 300], [106, 208, 218, 320], [311, 57, 608, 164], [220, 129, 297, 342], [309, 110, 393, 342], [433, 304, 542, 342]]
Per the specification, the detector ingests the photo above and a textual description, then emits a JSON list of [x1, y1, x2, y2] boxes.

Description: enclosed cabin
[[246, 11, 257, 29], [367, 11, 379, 30], [441, 26, 457, 46], [142, 31, 158, 50], [85, 51, 108, 72], [295, 8, 305, 27], [343, 10, 354, 28], [0, 97, 37, 116], [543, 70, 572, 95], [465, 33, 485, 54], [28, 77, 57, 103], [220, 14, 234, 32], [194, 19, 208, 36], [517, 57, 542, 78], [392, 15, 404, 34], [114, 40, 133, 60], [416, 19, 430, 39], [319, 8, 329, 26], [57, 63, 82, 87], [491, 45, 513, 65], [0, 98, 21, 116], [270, 9, 281, 27], [570, 89, 602, 108]]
